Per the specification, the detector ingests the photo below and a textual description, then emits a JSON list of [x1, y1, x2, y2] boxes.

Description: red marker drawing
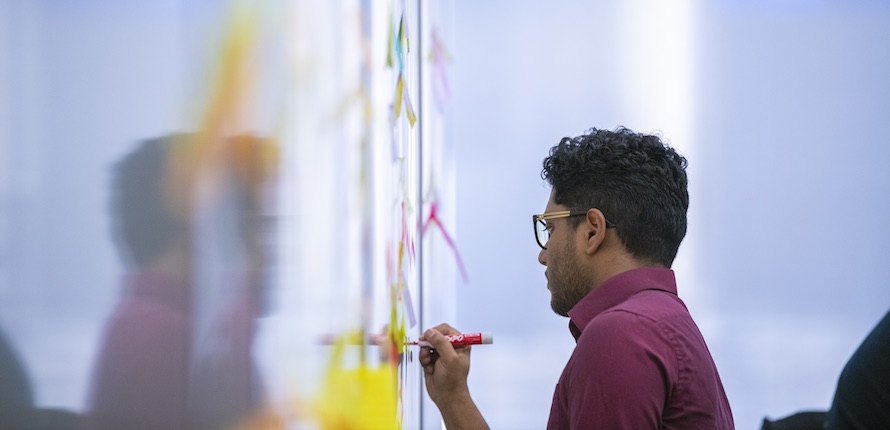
[[408, 332, 493, 347]]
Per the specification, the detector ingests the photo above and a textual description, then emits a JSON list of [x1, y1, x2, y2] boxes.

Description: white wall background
[[450, 1, 890, 429], [0, 0, 187, 409]]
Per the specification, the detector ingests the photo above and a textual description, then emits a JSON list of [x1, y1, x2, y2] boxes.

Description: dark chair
[[761, 411, 827, 430]]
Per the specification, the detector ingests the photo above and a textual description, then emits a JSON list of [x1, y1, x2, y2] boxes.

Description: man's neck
[[590, 254, 660, 291]]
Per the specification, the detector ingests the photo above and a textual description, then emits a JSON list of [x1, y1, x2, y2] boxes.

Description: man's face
[[538, 192, 591, 317]]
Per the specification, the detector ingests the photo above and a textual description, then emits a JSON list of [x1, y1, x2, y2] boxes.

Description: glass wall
[[0, 1, 457, 428]]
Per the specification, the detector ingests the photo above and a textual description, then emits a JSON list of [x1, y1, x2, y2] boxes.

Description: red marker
[[408, 332, 493, 347]]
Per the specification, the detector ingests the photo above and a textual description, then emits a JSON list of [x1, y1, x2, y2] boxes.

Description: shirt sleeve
[[564, 310, 678, 429]]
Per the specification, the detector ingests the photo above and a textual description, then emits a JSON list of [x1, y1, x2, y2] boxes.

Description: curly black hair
[[541, 126, 689, 267]]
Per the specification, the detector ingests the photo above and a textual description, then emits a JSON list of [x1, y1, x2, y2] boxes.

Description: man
[[420, 127, 734, 429]]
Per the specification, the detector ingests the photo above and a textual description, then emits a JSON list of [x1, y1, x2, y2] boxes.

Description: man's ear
[[582, 208, 608, 255]]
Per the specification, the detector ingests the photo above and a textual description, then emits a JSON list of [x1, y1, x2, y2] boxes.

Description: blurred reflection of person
[[85, 133, 275, 430]]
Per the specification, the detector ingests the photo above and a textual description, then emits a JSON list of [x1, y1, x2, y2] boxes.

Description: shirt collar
[[567, 267, 678, 341]]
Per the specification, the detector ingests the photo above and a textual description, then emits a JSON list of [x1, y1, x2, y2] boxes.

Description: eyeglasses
[[532, 210, 616, 250]]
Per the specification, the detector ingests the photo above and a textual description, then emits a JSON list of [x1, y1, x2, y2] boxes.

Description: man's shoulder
[[609, 287, 688, 321], [577, 290, 694, 347], [578, 305, 667, 349]]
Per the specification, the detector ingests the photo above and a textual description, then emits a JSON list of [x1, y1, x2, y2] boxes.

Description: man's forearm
[[436, 392, 489, 430]]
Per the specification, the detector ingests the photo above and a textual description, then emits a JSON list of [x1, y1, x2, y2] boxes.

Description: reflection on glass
[[85, 133, 276, 430]]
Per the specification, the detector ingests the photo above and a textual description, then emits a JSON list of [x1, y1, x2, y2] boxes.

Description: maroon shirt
[[86, 271, 262, 430], [87, 272, 191, 430], [547, 268, 734, 429]]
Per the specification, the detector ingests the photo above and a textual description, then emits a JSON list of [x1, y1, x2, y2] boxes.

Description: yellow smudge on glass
[[313, 333, 399, 430], [394, 76, 404, 120], [196, 4, 258, 145], [392, 75, 417, 128], [164, 5, 260, 221], [386, 7, 394, 68], [403, 85, 416, 127], [389, 278, 408, 355]]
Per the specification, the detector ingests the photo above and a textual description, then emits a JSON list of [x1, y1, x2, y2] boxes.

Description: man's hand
[[419, 323, 489, 430], [419, 324, 472, 405]]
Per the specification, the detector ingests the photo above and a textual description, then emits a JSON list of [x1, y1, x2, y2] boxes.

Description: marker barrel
[[410, 332, 493, 347]]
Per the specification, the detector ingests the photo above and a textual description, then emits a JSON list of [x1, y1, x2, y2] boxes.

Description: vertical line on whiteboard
[[415, 0, 426, 426], [359, 0, 374, 364]]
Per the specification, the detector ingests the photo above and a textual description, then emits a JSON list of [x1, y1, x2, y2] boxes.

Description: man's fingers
[[424, 328, 460, 361], [419, 348, 433, 365]]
